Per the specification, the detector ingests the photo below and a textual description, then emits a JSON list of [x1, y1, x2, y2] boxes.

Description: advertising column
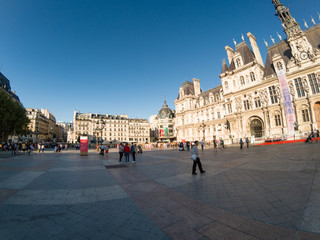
[[276, 69, 296, 136], [80, 136, 88, 156]]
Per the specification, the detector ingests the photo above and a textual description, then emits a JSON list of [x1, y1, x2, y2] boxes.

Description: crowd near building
[[70, 110, 150, 144], [175, 0, 320, 144]]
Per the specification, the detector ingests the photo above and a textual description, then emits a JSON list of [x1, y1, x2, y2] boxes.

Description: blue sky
[[1, 0, 319, 122]]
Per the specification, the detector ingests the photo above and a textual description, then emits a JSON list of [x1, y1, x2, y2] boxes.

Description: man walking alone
[[191, 141, 206, 175]]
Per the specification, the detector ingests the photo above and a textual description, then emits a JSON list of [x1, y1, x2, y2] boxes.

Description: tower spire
[[272, 0, 302, 39]]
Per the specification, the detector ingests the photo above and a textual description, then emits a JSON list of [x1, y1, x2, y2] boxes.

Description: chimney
[[247, 32, 264, 67], [225, 46, 234, 65], [193, 78, 201, 97]]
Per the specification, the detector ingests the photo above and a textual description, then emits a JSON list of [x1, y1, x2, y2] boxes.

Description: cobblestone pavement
[[0, 143, 320, 240]]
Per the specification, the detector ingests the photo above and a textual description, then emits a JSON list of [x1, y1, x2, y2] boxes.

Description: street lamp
[[200, 121, 206, 141]]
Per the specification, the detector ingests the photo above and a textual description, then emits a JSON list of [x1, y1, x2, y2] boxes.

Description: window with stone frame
[[243, 100, 250, 110], [274, 114, 281, 126], [268, 86, 279, 104], [233, 80, 236, 88], [250, 72, 256, 82], [224, 81, 229, 90], [302, 109, 310, 122], [254, 97, 261, 108], [308, 73, 320, 94], [240, 76, 245, 85], [235, 58, 241, 68], [294, 78, 305, 98], [217, 112, 221, 119], [276, 62, 283, 71]]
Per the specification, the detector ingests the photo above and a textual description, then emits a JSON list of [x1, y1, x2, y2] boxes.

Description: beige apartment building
[[71, 110, 150, 144], [26, 108, 64, 142], [175, 0, 320, 144]]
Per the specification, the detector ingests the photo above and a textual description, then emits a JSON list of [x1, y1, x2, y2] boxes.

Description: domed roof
[[158, 100, 174, 119]]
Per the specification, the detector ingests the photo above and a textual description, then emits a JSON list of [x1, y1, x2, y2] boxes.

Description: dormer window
[[250, 72, 256, 82], [224, 81, 229, 90], [240, 76, 245, 85], [235, 58, 241, 68], [276, 62, 283, 71]]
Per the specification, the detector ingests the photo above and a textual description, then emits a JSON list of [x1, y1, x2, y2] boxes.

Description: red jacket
[[124, 145, 131, 153]]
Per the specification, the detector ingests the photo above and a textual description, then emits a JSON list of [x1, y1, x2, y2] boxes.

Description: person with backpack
[[240, 138, 244, 149]]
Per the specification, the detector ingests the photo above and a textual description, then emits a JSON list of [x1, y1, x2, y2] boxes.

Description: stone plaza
[[0, 143, 320, 240]]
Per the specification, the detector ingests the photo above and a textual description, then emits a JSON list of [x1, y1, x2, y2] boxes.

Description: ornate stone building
[[149, 100, 175, 142], [175, 0, 320, 143], [71, 110, 150, 144]]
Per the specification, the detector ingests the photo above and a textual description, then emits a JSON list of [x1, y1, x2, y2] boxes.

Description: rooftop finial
[[233, 38, 237, 46], [270, 35, 275, 44], [277, 32, 282, 41], [264, 39, 268, 47], [241, 34, 245, 42], [311, 16, 316, 25], [304, 19, 309, 28]]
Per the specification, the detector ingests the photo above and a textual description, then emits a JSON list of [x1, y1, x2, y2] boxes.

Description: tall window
[[254, 97, 261, 108], [236, 58, 241, 68], [308, 73, 320, 94], [275, 115, 281, 126], [243, 100, 250, 110], [217, 112, 221, 119], [268, 86, 278, 104], [294, 78, 305, 97], [224, 81, 229, 90], [302, 109, 309, 122], [250, 72, 256, 82], [240, 76, 245, 85], [276, 62, 283, 71]]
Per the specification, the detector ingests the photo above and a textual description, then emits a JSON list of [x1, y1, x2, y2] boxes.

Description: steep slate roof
[[221, 59, 229, 74], [228, 41, 255, 71], [263, 24, 320, 78], [200, 85, 222, 98], [177, 81, 195, 100]]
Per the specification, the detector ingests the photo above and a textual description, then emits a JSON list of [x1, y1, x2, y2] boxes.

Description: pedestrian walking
[[201, 140, 204, 151], [240, 138, 244, 149], [41, 144, 45, 153], [105, 146, 109, 154], [316, 129, 319, 142], [191, 141, 206, 175], [131, 143, 136, 162], [213, 139, 217, 153], [119, 143, 124, 162], [124, 143, 130, 162], [246, 137, 250, 148], [100, 144, 104, 156]]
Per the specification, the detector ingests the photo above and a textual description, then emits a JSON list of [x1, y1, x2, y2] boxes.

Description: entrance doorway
[[250, 119, 263, 137], [314, 102, 320, 128]]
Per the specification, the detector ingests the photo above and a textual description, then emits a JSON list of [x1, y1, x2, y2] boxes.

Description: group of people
[[305, 130, 320, 143], [239, 137, 250, 149], [118, 143, 142, 162]]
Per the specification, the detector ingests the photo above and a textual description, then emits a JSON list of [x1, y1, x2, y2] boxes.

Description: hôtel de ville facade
[[175, 0, 320, 144]]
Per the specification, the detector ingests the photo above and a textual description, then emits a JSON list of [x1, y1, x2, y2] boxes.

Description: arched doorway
[[250, 119, 263, 138], [314, 102, 320, 128]]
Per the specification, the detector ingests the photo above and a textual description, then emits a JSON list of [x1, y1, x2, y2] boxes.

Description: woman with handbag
[[191, 141, 206, 175]]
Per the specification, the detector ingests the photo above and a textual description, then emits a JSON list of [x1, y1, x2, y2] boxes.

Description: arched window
[[276, 62, 283, 71], [240, 76, 245, 85], [250, 72, 256, 82], [224, 81, 228, 90]]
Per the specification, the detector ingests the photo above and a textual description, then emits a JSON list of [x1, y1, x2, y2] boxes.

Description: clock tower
[[272, 0, 316, 64]]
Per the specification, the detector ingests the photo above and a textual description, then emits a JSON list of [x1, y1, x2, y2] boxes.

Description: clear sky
[[1, 0, 319, 122]]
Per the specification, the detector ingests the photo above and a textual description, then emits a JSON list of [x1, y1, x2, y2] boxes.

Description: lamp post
[[200, 121, 206, 141]]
